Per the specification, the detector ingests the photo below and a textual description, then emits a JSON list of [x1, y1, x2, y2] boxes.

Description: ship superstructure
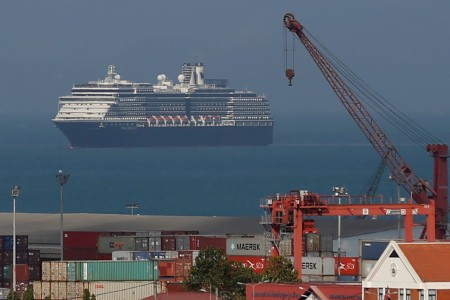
[[53, 63, 273, 147]]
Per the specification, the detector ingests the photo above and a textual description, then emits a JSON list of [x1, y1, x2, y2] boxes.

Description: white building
[[362, 241, 450, 299]]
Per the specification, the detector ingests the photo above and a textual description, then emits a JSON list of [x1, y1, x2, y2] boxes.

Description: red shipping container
[[161, 236, 176, 251], [15, 264, 29, 282], [189, 236, 200, 250], [158, 260, 176, 277], [97, 253, 112, 260], [175, 259, 192, 277], [334, 257, 360, 276], [63, 247, 99, 260], [198, 237, 226, 251], [64, 231, 103, 248], [228, 256, 268, 274]]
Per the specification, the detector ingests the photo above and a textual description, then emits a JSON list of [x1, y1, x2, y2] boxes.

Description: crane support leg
[[293, 209, 303, 279]]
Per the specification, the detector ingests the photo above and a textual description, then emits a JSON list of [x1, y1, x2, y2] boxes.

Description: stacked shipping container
[[0, 235, 41, 289], [34, 260, 163, 300]]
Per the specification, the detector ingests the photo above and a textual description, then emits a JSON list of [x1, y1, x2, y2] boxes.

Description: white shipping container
[[226, 237, 271, 256], [50, 282, 59, 300], [59, 261, 68, 281], [112, 251, 133, 261], [42, 281, 50, 299], [58, 282, 67, 299], [301, 257, 323, 275], [33, 281, 42, 300], [322, 257, 335, 276], [362, 260, 378, 278], [87, 281, 164, 300], [67, 282, 77, 300], [76, 282, 88, 299], [42, 261, 51, 281]]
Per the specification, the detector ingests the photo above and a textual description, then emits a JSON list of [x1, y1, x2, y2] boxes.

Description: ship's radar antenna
[[107, 65, 116, 78]]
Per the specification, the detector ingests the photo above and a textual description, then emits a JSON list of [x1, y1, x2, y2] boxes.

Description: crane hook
[[285, 68, 295, 86]]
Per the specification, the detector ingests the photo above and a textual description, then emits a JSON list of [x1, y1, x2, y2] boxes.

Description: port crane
[[261, 13, 448, 279], [283, 12, 448, 238]]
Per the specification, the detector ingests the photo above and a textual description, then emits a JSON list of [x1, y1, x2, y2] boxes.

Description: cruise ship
[[53, 63, 274, 148]]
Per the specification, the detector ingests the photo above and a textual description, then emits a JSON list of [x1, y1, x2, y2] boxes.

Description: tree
[[261, 256, 299, 283], [82, 289, 91, 300], [7, 290, 19, 300], [23, 287, 34, 300], [183, 247, 257, 300]]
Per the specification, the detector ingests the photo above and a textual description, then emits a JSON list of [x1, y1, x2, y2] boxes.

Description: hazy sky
[[2, 1, 450, 120]]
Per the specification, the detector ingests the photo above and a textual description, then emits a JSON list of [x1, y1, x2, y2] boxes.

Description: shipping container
[[161, 236, 176, 251], [361, 260, 378, 278], [133, 251, 152, 261], [0, 288, 9, 300], [320, 235, 333, 253], [226, 237, 271, 256], [1, 235, 28, 251], [28, 250, 41, 265], [279, 239, 293, 256], [64, 247, 99, 261], [161, 231, 199, 236], [227, 256, 268, 274], [67, 261, 76, 282], [360, 240, 389, 260], [33, 281, 42, 300], [97, 236, 135, 253], [334, 257, 360, 276], [322, 257, 335, 276], [158, 260, 176, 277], [42, 261, 51, 281], [58, 281, 67, 299], [112, 251, 133, 261], [135, 237, 149, 251], [175, 259, 192, 277], [301, 257, 323, 275], [29, 264, 41, 281], [197, 236, 227, 251], [76, 260, 159, 281], [149, 236, 162, 251], [67, 281, 77, 299], [178, 250, 194, 260], [303, 233, 320, 253], [1, 251, 28, 265], [176, 236, 190, 250], [41, 281, 50, 299], [64, 231, 103, 248], [35, 280, 164, 300]]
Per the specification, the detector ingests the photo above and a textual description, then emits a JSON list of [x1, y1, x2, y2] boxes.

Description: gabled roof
[[364, 240, 450, 286], [398, 242, 450, 282], [143, 292, 223, 300]]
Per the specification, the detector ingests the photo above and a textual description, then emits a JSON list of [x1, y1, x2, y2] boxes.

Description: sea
[[0, 113, 447, 218]]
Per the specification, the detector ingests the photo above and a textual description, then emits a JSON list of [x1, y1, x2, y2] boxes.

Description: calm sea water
[[0, 114, 444, 217]]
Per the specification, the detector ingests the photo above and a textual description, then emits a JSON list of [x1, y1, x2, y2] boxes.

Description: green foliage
[[261, 256, 299, 283], [82, 289, 90, 300], [7, 290, 19, 300], [23, 287, 34, 300], [44, 296, 51, 300], [183, 247, 258, 300], [91, 295, 96, 300]]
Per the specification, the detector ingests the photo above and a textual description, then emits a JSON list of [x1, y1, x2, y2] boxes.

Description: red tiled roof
[[143, 292, 223, 300], [398, 242, 450, 282], [310, 284, 362, 300]]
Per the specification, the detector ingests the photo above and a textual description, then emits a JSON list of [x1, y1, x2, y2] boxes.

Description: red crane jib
[[282, 12, 448, 240]]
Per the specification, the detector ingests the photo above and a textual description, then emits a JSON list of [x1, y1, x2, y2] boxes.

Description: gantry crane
[[282, 13, 448, 239], [260, 190, 437, 279]]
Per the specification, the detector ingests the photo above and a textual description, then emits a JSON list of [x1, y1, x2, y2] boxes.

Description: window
[[429, 289, 436, 300]]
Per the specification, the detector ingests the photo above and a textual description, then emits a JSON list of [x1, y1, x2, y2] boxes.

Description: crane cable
[[302, 28, 443, 148]]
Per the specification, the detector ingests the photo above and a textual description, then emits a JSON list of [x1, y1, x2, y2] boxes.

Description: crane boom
[[283, 13, 448, 239]]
